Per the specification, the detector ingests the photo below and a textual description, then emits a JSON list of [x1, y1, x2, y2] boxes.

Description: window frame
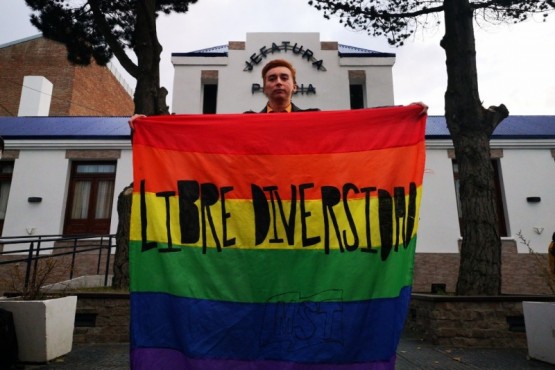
[[63, 161, 117, 235]]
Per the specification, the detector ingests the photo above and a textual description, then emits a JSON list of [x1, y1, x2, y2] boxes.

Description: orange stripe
[[133, 143, 425, 200]]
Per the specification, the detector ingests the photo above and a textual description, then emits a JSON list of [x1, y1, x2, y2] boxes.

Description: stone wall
[[406, 294, 555, 348], [72, 292, 555, 348], [73, 292, 130, 344]]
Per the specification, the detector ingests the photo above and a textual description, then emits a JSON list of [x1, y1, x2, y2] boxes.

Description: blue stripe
[[130, 286, 411, 364]]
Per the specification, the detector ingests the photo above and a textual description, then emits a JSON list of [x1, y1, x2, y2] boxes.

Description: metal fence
[[0, 234, 116, 291]]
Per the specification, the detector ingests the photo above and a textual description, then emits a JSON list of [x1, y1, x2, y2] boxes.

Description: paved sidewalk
[[396, 336, 555, 369], [21, 336, 555, 369], [22, 343, 129, 369]]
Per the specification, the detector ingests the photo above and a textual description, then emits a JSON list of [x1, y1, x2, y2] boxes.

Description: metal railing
[[0, 234, 116, 291]]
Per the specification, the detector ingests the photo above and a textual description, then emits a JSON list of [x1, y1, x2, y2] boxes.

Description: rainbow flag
[[129, 106, 426, 369]]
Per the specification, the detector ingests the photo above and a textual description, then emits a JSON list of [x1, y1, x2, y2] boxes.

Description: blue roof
[[426, 115, 555, 139], [0, 116, 130, 140], [0, 115, 554, 140], [172, 44, 395, 58], [337, 44, 395, 57]]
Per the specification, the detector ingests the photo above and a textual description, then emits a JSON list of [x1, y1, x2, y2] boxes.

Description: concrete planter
[[0, 295, 77, 363], [523, 301, 555, 365]]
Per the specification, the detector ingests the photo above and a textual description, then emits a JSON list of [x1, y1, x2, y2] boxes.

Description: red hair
[[261, 59, 297, 85]]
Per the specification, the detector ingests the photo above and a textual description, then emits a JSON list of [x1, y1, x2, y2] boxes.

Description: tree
[[24, 0, 198, 289], [24, 0, 197, 115], [308, 0, 553, 295]]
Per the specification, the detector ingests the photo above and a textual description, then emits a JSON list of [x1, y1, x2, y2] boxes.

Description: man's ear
[[293, 84, 298, 93], [262, 83, 269, 97]]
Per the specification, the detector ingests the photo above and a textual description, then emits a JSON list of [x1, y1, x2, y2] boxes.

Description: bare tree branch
[[88, 0, 139, 78]]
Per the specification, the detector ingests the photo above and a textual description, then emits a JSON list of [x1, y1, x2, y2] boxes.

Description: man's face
[[263, 66, 296, 103]]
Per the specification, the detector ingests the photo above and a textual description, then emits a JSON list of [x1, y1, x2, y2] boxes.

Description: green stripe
[[130, 238, 416, 303]]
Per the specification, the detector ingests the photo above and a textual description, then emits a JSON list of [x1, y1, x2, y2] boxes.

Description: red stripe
[[132, 106, 426, 155]]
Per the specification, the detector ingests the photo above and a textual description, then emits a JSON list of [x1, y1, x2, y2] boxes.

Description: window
[[349, 84, 365, 109], [201, 70, 218, 114], [64, 161, 116, 235], [203, 84, 218, 114], [0, 161, 14, 234], [452, 159, 508, 236], [348, 70, 366, 110]]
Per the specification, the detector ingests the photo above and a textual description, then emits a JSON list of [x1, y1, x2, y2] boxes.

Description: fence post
[[97, 237, 103, 275], [24, 241, 35, 289], [104, 236, 112, 287], [70, 237, 78, 280]]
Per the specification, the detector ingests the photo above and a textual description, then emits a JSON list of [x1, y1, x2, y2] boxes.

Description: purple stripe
[[131, 348, 396, 370]]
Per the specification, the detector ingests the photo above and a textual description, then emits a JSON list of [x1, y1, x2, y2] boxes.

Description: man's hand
[[129, 114, 146, 130], [411, 102, 428, 116]]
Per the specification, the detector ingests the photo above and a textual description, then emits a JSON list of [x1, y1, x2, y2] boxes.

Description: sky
[[1, 0, 554, 115]]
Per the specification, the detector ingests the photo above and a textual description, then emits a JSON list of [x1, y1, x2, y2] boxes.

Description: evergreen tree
[[308, 0, 553, 295]]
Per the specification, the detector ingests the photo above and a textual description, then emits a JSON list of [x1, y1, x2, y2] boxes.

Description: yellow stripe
[[130, 186, 422, 251]]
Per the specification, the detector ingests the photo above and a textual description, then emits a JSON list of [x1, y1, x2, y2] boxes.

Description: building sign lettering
[[244, 41, 326, 72], [252, 83, 316, 95]]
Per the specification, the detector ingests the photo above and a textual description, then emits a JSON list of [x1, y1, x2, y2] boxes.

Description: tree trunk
[[441, 0, 508, 295], [112, 0, 168, 289], [112, 184, 133, 290], [133, 0, 169, 115]]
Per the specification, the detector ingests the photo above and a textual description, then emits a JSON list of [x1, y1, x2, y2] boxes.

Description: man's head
[[262, 59, 297, 86], [261, 59, 297, 108]]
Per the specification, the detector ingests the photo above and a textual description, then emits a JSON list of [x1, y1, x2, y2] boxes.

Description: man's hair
[[261, 59, 297, 85]]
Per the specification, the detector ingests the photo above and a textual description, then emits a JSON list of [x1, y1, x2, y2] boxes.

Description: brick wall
[[0, 36, 133, 116], [413, 240, 554, 295], [70, 63, 134, 116]]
